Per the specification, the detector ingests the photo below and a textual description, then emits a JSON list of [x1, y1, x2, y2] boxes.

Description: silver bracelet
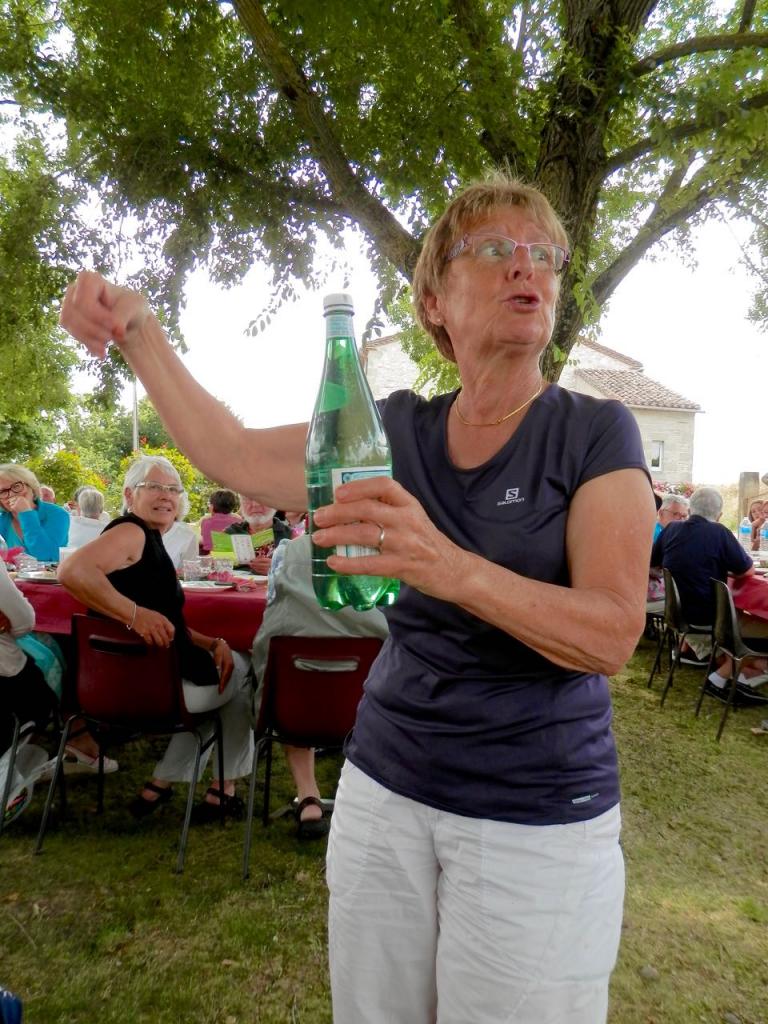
[[126, 602, 138, 631]]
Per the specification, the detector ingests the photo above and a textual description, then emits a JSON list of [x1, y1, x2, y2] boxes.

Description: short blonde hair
[[412, 173, 569, 362], [0, 463, 41, 500]]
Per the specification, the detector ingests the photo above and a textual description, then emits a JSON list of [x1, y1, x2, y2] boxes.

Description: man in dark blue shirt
[[651, 486, 751, 627], [651, 486, 768, 702]]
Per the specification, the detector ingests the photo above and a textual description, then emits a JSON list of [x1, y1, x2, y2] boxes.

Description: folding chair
[[35, 614, 225, 873], [695, 579, 768, 741], [1, 700, 64, 839], [242, 635, 383, 879], [647, 568, 711, 705]]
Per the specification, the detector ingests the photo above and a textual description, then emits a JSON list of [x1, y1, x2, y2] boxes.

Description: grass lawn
[[2, 635, 767, 1023]]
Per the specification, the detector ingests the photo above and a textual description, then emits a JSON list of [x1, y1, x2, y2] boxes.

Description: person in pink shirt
[[199, 489, 241, 553]]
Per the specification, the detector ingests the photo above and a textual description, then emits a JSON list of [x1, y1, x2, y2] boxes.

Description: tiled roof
[[576, 368, 700, 410], [360, 332, 400, 352], [575, 338, 642, 369]]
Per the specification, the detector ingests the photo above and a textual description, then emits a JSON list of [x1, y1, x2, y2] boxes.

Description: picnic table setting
[[6, 554, 268, 654]]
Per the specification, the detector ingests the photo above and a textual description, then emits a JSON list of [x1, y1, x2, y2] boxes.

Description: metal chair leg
[[242, 734, 263, 881], [647, 625, 667, 688], [715, 657, 742, 742], [261, 737, 273, 827], [0, 715, 22, 838], [176, 732, 205, 875], [35, 716, 76, 855], [660, 631, 685, 706]]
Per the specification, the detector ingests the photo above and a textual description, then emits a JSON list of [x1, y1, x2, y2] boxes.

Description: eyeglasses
[[446, 233, 569, 274], [0, 481, 25, 501], [135, 482, 185, 496]]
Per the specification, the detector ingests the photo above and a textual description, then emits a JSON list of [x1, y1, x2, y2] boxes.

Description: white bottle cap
[[324, 292, 354, 314]]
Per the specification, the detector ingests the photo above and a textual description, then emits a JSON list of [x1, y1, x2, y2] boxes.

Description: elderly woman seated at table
[[58, 454, 253, 819], [67, 487, 109, 548], [0, 465, 70, 561], [116, 463, 198, 570]]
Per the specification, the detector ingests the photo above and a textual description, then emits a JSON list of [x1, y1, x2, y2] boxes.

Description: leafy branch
[[230, 0, 421, 279], [592, 164, 722, 307], [606, 90, 768, 174], [631, 30, 768, 75], [447, 0, 532, 174]]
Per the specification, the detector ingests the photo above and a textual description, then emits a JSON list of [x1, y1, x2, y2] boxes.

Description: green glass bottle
[[306, 293, 400, 612]]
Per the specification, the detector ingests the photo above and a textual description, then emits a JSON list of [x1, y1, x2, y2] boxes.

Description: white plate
[[17, 571, 59, 582], [180, 580, 235, 591]]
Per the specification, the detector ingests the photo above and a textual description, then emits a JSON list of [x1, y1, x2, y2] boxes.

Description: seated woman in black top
[[58, 455, 252, 818]]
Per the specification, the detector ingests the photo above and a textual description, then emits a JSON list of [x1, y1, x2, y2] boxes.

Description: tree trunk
[[533, 1, 658, 375]]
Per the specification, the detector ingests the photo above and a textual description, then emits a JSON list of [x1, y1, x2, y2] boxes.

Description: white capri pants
[[154, 651, 253, 782], [327, 762, 625, 1024]]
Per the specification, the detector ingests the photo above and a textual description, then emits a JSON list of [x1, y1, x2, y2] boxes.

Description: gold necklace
[[454, 380, 544, 427]]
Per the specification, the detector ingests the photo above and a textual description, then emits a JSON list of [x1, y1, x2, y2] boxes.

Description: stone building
[[361, 334, 700, 485]]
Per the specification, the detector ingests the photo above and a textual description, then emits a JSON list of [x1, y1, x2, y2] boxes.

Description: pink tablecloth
[[730, 574, 768, 622], [16, 580, 267, 653]]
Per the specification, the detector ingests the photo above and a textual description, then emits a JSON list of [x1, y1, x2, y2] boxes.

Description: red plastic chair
[[242, 635, 383, 879], [35, 614, 225, 873]]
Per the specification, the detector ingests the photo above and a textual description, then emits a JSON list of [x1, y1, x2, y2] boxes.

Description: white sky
[[121, 220, 765, 485]]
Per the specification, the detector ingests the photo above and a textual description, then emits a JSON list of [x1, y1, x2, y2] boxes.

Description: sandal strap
[[295, 796, 325, 818], [205, 787, 242, 811], [144, 780, 172, 797]]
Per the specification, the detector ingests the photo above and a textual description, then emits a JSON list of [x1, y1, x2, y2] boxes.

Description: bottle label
[[325, 312, 354, 337], [330, 466, 391, 558]]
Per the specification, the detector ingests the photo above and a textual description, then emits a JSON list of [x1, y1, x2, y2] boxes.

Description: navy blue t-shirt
[[345, 384, 650, 825], [650, 515, 751, 624]]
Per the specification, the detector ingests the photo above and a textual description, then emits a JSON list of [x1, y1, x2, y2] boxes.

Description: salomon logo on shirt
[[497, 487, 525, 506]]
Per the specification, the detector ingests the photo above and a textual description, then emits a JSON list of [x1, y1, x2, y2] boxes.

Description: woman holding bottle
[[59, 173, 653, 1024]]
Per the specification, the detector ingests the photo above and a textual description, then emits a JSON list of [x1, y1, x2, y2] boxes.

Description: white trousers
[[327, 762, 625, 1024], [154, 651, 253, 783]]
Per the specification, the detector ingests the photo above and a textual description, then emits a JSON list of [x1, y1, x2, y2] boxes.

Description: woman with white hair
[[0, 464, 70, 560], [68, 487, 109, 548], [58, 454, 252, 819], [119, 459, 198, 568]]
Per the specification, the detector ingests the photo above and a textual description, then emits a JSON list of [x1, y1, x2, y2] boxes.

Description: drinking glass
[[211, 557, 234, 581], [183, 559, 204, 582]]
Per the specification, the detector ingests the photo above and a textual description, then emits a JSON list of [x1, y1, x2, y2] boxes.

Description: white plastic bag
[[1, 735, 54, 827]]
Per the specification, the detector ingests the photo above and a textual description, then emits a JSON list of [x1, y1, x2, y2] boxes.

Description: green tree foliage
[[59, 395, 215, 517], [27, 449, 104, 505], [1, 0, 767, 390], [0, 138, 83, 455], [61, 395, 176, 481]]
